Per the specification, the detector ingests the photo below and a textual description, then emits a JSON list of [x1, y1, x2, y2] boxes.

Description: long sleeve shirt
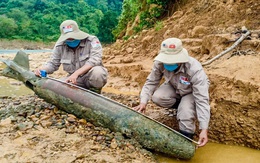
[[140, 57, 210, 129], [44, 35, 103, 75]]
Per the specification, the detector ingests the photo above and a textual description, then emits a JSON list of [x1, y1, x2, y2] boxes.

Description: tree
[[0, 0, 124, 43], [0, 16, 18, 38], [98, 11, 118, 43]]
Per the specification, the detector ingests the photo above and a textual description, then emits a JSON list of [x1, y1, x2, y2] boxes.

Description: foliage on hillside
[[0, 0, 123, 43], [113, 0, 186, 39], [0, 0, 188, 43]]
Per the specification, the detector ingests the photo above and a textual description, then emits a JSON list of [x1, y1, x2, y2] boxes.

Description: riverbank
[[1, 77, 260, 163], [1, 0, 260, 161], [0, 94, 156, 162], [0, 39, 54, 50]]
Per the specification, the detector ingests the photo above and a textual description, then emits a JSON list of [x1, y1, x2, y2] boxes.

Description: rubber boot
[[179, 130, 194, 140]]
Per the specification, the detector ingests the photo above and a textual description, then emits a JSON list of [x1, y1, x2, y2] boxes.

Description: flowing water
[[0, 64, 259, 162]]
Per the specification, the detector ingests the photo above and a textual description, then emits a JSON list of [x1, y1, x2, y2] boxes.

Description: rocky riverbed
[[0, 94, 157, 162]]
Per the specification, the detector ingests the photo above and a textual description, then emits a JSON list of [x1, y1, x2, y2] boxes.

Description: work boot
[[170, 99, 181, 115], [171, 98, 181, 109], [89, 87, 102, 94], [179, 130, 194, 140]]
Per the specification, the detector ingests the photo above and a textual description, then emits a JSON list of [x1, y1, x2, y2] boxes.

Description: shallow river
[[0, 49, 52, 54], [0, 70, 259, 163]]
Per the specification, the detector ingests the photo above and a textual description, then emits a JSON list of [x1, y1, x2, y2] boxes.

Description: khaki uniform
[[140, 57, 210, 133], [44, 35, 108, 89]]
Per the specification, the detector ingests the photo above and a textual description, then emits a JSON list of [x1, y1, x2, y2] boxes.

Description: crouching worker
[[34, 20, 108, 94], [133, 38, 210, 147]]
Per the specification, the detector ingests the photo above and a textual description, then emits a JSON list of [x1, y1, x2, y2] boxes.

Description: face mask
[[163, 64, 179, 72], [65, 39, 80, 48]]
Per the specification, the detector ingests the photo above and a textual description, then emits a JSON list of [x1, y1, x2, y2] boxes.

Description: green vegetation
[[154, 21, 163, 31], [113, 0, 176, 39], [0, 0, 181, 44], [0, 0, 123, 43]]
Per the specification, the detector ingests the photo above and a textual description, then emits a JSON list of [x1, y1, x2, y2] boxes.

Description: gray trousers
[[63, 66, 108, 89], [151, 83, 196, 133]]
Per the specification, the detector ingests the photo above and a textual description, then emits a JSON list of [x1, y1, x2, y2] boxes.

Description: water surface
[[0, 76, 33, 97], [155, 142, 260, 163], [0, 49, 52, 54]]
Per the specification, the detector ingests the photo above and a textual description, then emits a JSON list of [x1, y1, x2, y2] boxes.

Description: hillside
[[0, 0, 122, 43], [102, 0, 260, 149]]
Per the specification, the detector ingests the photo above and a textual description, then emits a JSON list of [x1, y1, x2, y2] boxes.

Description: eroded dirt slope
[[102, 0, 260, 149]]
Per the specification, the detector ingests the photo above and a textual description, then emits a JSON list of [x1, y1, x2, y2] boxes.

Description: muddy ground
[[0, 94, 156, 162], [0, 0, 260, 162]]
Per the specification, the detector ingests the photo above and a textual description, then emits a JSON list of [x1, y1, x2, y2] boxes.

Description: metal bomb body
[[0, 51, 195, 159]]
